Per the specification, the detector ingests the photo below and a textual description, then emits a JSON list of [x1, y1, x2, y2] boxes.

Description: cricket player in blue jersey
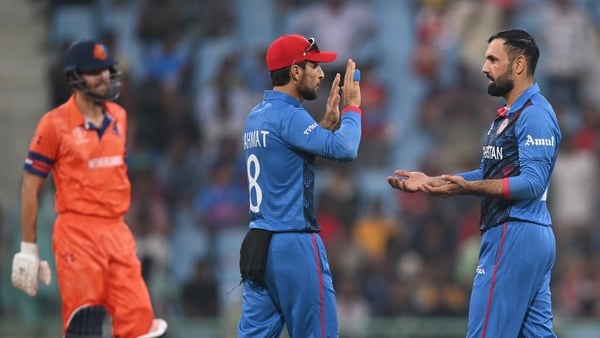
[[388, 29, 561, 337], [237, 34, 362, 338]]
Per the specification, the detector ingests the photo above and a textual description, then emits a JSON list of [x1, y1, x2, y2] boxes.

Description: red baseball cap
[[266, 34, 337, 71]]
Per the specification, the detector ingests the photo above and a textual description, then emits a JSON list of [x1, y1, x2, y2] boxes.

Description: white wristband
[[20, 241, 39, 256]]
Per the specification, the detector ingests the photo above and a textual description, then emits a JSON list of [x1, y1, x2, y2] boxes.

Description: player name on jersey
[[88, 155, 123, 169], [482, 146, 503, 160], [244, 130, 270, 149]]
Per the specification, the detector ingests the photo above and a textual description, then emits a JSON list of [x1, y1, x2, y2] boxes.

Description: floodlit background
[[1, 0, 600, 337]]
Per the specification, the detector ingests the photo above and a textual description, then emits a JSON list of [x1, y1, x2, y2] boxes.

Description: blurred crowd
[[2, 0, 600, 336]]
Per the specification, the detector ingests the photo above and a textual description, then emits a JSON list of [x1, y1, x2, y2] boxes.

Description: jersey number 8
[[247, 154, 263, 213]]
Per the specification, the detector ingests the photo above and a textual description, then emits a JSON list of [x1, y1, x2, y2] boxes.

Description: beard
[[91, 83, 110, 97], [83, 79, 121, 103], [297, 80, 318, 101], [487, 70, 514, 97]]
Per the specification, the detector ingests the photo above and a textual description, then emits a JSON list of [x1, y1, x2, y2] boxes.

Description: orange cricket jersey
[[24, 95, 131, 217]]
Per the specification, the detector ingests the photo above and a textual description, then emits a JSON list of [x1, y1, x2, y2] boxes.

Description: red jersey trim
[[341, 105, 362, 115], [502, 177, 511, 199]]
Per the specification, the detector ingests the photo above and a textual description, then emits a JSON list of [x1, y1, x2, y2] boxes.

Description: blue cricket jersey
[[458, 84, 561, 232], [243, 90, 362, 233]]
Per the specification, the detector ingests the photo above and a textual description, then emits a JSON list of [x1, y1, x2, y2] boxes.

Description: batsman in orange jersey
[[11, 39, 167, 338]]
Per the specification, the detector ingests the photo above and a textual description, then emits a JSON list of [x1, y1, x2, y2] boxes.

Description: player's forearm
[[428, 176, 449, 187], [20, 178, 41, 243], [319, 116, 338, 131], [328, 111, 361, 161], [456, 168, 483, 182], [463, 179, 504, 197]]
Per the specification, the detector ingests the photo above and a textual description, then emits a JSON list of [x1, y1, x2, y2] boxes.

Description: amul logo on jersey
[[524, 135, 555, 147]]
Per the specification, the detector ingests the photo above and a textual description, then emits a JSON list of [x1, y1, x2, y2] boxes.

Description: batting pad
[[65, 305, 106, 338]]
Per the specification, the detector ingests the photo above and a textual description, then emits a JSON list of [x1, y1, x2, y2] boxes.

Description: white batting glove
[[12, 242, 52, 296]]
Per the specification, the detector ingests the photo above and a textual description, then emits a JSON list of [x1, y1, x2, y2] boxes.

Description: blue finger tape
[[354, 69, 360, 81]]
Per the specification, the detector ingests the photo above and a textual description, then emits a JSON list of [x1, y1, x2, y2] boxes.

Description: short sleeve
[[24, 113, 59, 177]]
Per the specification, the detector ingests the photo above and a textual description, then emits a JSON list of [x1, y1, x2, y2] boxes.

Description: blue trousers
[[238, 232, 338, 338], [467, 222, 557, 338]]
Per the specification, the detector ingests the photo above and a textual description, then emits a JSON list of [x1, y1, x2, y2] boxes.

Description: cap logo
[[93, 44, 108, 61]]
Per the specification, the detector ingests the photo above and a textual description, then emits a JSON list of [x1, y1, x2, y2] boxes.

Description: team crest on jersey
[[497, 118, 509, 135], [72, 126, 89, 144]]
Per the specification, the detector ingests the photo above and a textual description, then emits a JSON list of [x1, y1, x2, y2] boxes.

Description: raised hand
[[321, 73, 342, 130], [341, 59, 361, 108]]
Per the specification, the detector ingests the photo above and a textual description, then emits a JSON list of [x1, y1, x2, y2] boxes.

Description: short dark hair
[[270, 61, 307, 86], [488, 29, 540, 76]]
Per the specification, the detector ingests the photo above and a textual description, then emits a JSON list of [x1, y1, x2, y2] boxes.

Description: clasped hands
[[387, 169, 469, 197]]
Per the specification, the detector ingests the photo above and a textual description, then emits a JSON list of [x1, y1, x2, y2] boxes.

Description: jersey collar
[[502, 83, 540, 116], [263, 90, 303, 108], [65, 94, 113, 129]]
